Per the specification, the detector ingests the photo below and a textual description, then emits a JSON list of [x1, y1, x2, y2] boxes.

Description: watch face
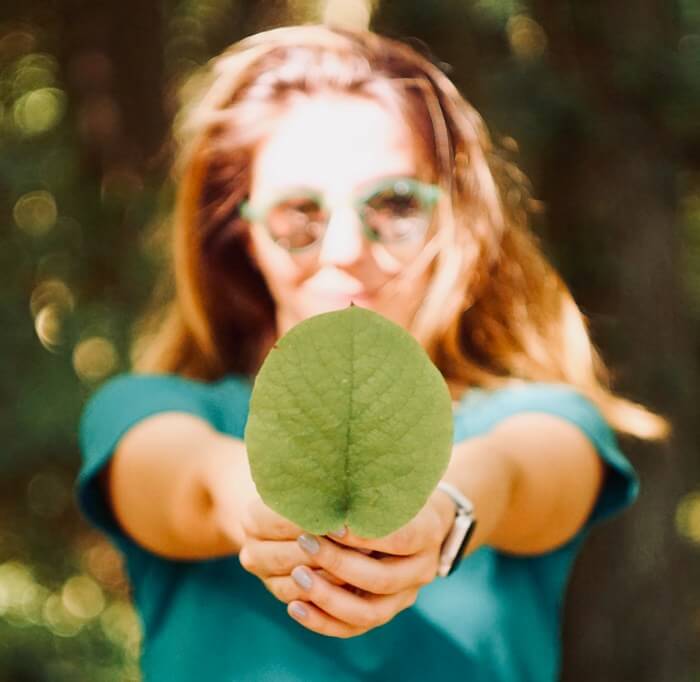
[[446, 517, 477, 577]]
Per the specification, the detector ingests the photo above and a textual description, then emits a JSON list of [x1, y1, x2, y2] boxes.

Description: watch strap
[[436, 481, 477, 578]]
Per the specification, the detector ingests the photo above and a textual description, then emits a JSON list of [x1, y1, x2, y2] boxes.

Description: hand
[[237, 494, 348, 589], [285, 488, 455, 638], [203, 437, 347, 587]]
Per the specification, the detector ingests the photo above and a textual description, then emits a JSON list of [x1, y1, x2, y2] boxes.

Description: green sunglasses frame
[[240, 176, 441, 253]]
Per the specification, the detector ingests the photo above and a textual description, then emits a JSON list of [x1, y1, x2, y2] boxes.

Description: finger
[[325, 509, 441, 557], [262, 571, 369, 606], [289, 565, 419, 630], [262, 568, 347, 605], [287, 599, 367, 639], [238, 540, 348, 585], [241, 497, 305, 540], [239, 539, 316, 577], [316, 569, 346, 586], [297, 534, 437, 594]]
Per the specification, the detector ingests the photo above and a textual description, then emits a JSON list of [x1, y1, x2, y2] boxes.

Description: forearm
[[189, 431, 258, 557], [106, 413, 252, 559], [432, 413, 605, 557]]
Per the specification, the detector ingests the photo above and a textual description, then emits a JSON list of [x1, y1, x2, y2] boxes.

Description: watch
[[436, 481, 477, 577]]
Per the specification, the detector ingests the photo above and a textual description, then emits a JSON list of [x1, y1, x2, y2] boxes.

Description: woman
[[77, 24, 669, 681]]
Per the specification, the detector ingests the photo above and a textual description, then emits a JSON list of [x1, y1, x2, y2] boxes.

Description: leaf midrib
[[343, 309, 355, 517]]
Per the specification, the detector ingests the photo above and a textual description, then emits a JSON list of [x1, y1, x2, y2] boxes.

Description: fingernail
[[292, 566, 313, 591], [329, 526, 346, 539], [297, 533, 320, 555], [290, 602, 307, 619]]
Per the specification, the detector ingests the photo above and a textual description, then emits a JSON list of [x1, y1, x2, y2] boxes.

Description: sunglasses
[[240, 176, 441, 254]]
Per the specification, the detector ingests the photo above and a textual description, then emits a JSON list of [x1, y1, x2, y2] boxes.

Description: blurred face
[[245, 93, 437, 338]]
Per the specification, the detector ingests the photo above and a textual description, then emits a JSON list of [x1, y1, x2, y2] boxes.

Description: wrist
[[435, 435, 518, 553], [200, 434, 255, 553], [428, 486, 459, 545]]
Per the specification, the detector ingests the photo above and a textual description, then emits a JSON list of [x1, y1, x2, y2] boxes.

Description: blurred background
[[1, 0, 699, 680]]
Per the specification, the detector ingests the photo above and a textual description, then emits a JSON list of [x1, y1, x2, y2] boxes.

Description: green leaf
[[244, 305, 454, 538]]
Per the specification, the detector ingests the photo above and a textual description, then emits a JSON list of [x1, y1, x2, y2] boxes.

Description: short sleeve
[[455, 382, 640, 535], [75, 372, 219, 554]]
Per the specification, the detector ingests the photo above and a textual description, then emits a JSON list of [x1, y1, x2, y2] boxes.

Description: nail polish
[[297, 533, 320, 555], [292, 566, 313, 591], [290, 602, 307, 619]]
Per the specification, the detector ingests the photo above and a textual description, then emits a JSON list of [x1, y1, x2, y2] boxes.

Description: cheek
[[249, 226, 306, 290]]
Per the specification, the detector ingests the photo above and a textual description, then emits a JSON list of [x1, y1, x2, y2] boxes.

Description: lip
[[315, 288, 377, 303]]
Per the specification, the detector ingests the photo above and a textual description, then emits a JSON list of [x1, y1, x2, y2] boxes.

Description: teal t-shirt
[[76, 373, 638, 682]]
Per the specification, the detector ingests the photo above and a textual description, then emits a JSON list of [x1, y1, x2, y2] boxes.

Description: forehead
[[250, 93, 417, 199]]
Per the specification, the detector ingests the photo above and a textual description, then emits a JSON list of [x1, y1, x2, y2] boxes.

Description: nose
[[317, 205, 365, 267]]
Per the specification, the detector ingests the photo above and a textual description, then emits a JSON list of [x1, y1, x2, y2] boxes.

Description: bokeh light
[[83, 542, 126, 590], [0, 561, 36, 618], [675, 491, 700, 544], [62, 574, 106, 620], [13, 87, 66, 135], [506, 15, 548, 61], [30, 278, 75, 318], [34, 304, 64, 351], [11, 52, 58, 92], [473, 0, 525, 24], [100, 601, 141, 656], [72, 336, 119, 382], [322, 0, 375, 29], [0, 27, 37, 59], [43, 592, 84, 637], [13, 189, 58, 236]]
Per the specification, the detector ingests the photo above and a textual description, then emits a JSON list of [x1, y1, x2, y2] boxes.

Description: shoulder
[[79, 371, 253, 443], [454, 380, 608, 432], [453, 379, 640, 532]]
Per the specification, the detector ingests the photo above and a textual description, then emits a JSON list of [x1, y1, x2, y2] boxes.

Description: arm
[[101, 412, 256, 560], [267, 412, 607, 639], [439, 412, 606, 556]]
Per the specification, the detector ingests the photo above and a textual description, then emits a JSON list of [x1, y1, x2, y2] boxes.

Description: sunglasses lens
[[361, 183, 431, 242], [260, 180, 435, 252], [267, 197, 327, 250]]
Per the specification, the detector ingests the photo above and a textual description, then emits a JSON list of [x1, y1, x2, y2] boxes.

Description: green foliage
[[245, 305, 454, 538]]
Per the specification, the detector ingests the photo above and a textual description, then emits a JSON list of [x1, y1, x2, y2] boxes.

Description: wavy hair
[[131, 24, 669, 440]]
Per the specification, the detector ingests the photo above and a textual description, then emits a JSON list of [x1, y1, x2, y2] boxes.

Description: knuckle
[[238, 546, 254, 571], [264, 577, 298, 604], [280, 579, 301, 603], [323, 547, 344, 575], [241, 504, 258, 535], [317, 569, 343, 586], [358, 604, 380, 629], [268, 546, 290, 574], [239, 513, 252, 535], [261, 578, 278, 599], [394, 525, 416, 552], [371, 571, 393, 595]]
